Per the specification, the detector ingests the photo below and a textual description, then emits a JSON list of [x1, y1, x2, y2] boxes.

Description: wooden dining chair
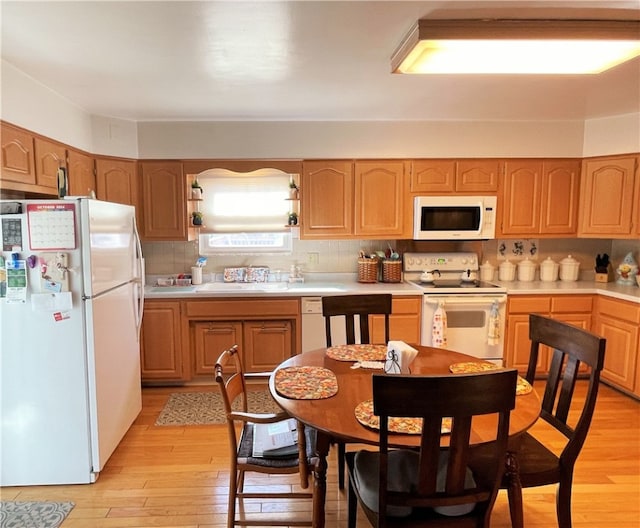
[[470, 314, 606, 528], [322, 293, 392, 347], [322, 293, 393, 489], [346, 369, 518, 528], [214, 345, 317, 527]]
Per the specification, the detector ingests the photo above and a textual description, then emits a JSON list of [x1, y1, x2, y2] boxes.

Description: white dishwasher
[[301, 297, 360, 352]]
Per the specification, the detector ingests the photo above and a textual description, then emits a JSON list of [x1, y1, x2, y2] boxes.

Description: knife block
[[594, 270, 612, 283]]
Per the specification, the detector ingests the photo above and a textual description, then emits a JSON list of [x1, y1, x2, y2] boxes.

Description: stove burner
[[408, 280, 504, 291]]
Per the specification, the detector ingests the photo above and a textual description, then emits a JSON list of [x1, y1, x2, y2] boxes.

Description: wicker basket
[[358, 258, 379, 283], [382, 259, 402, 283]]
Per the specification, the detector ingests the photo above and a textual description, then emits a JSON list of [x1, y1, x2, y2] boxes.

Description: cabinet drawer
[[508, 296, 550, 314], [551, 295, 593, 314], [390, 296, 422, 314], [597, 296, 640, 324], [184, 298, 299, 318]]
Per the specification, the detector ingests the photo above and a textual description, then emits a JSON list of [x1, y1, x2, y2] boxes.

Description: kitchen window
[[196, 168, 293, 254]]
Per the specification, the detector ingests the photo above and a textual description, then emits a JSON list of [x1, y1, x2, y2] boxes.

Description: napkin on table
[[385, 341, 419, 374]]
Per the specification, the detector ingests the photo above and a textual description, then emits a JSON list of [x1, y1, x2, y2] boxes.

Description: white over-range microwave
[[413, 195, 497, 240]]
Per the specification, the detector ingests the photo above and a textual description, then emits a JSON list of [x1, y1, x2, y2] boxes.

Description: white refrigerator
[[0, 198, 144, 486]]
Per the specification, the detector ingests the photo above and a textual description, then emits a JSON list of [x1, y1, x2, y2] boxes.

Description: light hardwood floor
[[2, 381, 639, 527]]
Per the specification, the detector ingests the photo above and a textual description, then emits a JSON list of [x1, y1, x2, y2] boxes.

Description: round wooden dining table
[[268, 345, 541, 528]]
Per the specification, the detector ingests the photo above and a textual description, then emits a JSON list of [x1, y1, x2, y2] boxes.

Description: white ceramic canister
[[559, 255, 580, 282], [539, 257, 559, 282], [517, 258, 537, 282], [498, 259, 516, 282], [479, 260, 495, 282]]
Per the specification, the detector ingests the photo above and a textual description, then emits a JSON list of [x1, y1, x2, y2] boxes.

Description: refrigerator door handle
[[133, 217, 145, 341]]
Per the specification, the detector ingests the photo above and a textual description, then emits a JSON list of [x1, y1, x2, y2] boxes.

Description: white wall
[[136, 120, 587, 159], [583, 113, 640, 157], [2, 60, 638, 160], [1, 59, 139, 158], [0, 60, 94, 152]]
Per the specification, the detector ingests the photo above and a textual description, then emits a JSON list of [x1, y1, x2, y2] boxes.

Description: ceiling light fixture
[[391, 19, 640, 74]]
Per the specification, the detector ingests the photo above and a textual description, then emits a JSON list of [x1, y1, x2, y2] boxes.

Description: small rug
[[155, 390, 282, 426], [0, 501, 74, 528]]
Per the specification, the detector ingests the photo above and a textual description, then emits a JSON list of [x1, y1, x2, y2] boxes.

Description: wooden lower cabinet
[[193, 321, 242, 376], [243, 321, 293, 372], [184, 297, 300, 380], [370, 296, 422, 345], [594, 296, 640, 394], [141, 300, 186, 381], [504, 294, 593, 376]]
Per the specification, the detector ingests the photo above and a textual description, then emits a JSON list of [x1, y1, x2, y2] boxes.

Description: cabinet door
[[141, 301, 185, 381], [456, 159, 500, 192], [540, 160, 580, 235], [500, 160, 543, 235], [410, 160, 455, 193], [193, 321, 242, 376], [595, 314, 638, 391], [1, 122, 35, 185], [579, 156, 637, 237], [95, 158, 138, 207], [67, 149, 96, 197], [139, 161, 187, 240], [370, 296, 422, 345], [505, 314, 548, 376], [243, 321, 292, 373], [34, 137, 66, 190], [595, 296, 640, 393], [301, 160, 353, 238], [355, 160, 408, 237]]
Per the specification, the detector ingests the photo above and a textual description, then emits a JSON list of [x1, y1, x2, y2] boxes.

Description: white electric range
[[404, 252, 507, 364]]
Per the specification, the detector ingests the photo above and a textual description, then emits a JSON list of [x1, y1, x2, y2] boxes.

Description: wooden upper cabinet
[[456, 160, 500, 192], [578, 155, 638, 238], [500, 160, 543, 235], [34, 137, 66, 190], [139, 161, 187, 240], [500, 159, 580, 237], [355, 160, 408, 237], [635, 156, 640, 237], [1, 122, 36, 185], [301, 160, 354, 238], [95, 157, 138, 206], [67, 149, 96, 197], [411, 160, 455, 193], [540, 159, 580, 235], [410, 159, 499, 193]]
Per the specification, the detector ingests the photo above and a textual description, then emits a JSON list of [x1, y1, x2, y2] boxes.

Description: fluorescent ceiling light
[[392, 19, 640, 74]]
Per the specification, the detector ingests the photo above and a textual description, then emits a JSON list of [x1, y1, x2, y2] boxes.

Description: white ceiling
[[1, 1, 639, 122]]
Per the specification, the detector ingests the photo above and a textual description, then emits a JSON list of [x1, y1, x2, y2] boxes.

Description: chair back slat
[[322, 294, 392, 346]]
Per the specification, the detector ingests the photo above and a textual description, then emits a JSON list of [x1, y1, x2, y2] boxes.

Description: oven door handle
[[424, 296, 506, 305]]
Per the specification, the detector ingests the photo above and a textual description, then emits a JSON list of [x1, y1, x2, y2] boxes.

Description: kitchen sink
[[196, 282, 290, 292], [194, 282, 348, 293]]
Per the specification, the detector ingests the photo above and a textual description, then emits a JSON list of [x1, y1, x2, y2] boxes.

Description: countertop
[[144, 273, 640, 304]]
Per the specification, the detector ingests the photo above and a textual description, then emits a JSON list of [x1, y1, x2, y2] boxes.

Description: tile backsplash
[[142, 236, 638, 282], [142, 238, 396, 277]]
